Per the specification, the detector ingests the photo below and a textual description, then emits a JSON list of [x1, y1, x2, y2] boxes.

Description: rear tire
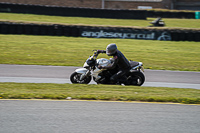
[[129, 72, 145, 86], [70, 72, 91, 84]]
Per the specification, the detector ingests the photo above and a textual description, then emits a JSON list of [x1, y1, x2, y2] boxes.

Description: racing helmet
[[106, 43, 117, 56]]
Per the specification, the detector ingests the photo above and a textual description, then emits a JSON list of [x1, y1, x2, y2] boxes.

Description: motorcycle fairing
[[75, 68, 88, 74]]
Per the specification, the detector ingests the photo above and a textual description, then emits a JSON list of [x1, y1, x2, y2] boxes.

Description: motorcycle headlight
[[83, 62, 89, 68]]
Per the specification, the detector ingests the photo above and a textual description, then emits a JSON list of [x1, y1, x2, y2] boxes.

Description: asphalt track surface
[[0, 64, 200, 89], [1, 65, 200, 133], [1, 100, 200, 133]]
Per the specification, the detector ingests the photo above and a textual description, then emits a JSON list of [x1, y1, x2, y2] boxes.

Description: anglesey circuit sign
[[81, 30, 171, 41]]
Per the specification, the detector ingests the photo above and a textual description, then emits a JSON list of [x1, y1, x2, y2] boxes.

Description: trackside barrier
[[147, 11, 195, 19], [0, 3, 147, 20], [0, 22, 200, 41], [0, 3, 196, 19]]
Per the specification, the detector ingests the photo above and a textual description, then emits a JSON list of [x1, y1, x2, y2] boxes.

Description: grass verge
[[0, 34, 200, 71], [1, 12, 200, 29], [0, 83, 200, 104]]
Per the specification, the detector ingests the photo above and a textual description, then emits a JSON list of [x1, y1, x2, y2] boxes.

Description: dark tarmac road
[[0, 65, 200, 133], [0, 100, 200, 133], [0, 64, 200, 89]]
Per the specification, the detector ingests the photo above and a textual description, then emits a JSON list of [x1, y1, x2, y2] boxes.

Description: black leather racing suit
[[98, 50, 130, 83]]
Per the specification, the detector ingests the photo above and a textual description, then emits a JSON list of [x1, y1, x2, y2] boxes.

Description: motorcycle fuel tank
[[97, 58, 112, 67]]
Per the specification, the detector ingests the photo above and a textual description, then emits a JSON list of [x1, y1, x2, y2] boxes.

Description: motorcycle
[[70, 50, 145, 86]]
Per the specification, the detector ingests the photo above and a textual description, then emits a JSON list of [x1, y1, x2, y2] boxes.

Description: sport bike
[[70, 50, 145, 86]]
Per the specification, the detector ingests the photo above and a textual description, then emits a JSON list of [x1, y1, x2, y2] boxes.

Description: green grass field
[[0, 83, 200, 104], [1, 13, 200, 29], [0, 34, 200, 71]]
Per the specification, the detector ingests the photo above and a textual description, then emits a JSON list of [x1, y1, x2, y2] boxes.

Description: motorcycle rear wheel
[[70, 72, 92, 84], [129, 72, 145, 86]]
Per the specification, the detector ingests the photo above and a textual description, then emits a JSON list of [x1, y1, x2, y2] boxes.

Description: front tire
[[70, 72, 92, 84], [129, 72, 145, 86]]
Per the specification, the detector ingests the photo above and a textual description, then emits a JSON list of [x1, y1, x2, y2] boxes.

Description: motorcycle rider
[[97, 43, 130, 84]]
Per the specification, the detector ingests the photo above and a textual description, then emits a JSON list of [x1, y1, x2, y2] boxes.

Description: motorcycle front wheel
[[129, 72, 145, 86], [70, 72, 92, 84]]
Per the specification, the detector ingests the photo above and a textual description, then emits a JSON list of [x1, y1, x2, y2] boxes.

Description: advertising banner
[[81, 29, 171, 41]]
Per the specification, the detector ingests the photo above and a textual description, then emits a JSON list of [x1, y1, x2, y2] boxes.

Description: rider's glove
[[97, 50, 106, 54], [97, 50, 101, 54], [98, 65, 103, 69]]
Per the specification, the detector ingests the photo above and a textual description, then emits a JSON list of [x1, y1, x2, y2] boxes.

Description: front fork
[[80, 70, 91, 80]]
